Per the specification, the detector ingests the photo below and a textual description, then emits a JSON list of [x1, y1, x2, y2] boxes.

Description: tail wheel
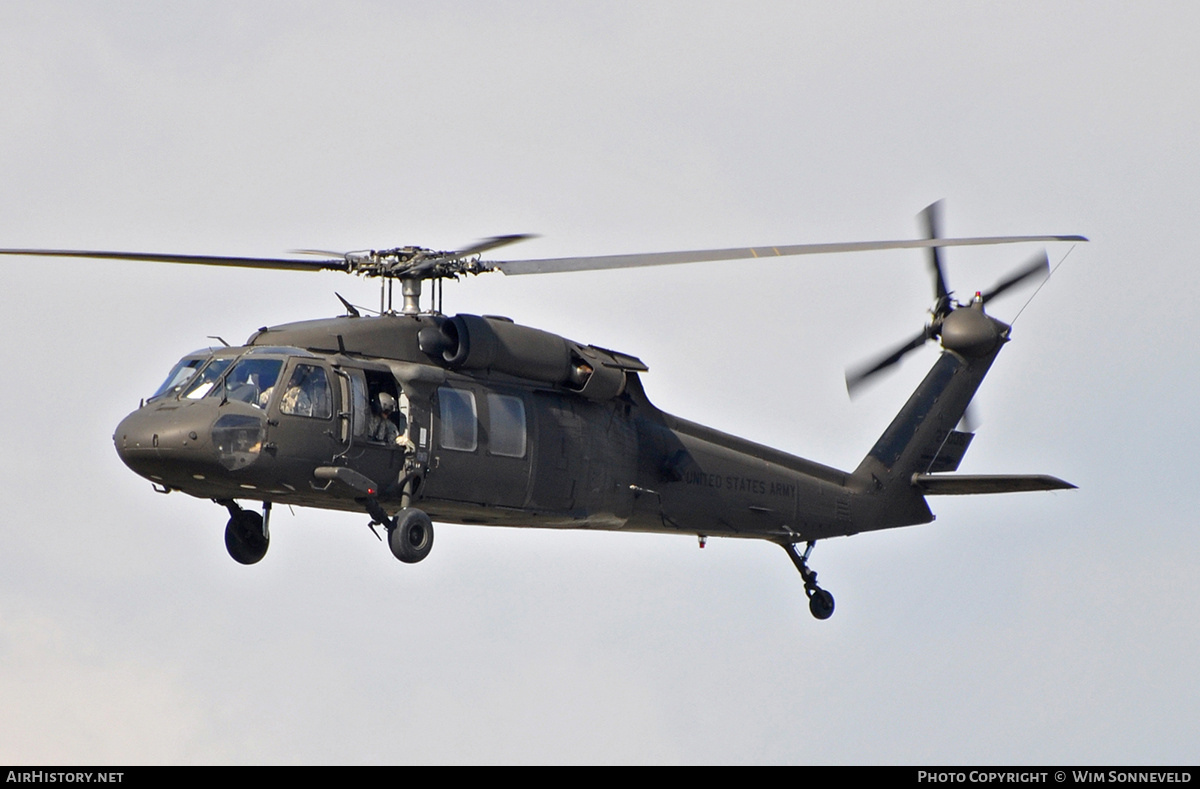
[[782, 541, 836, 620], [388, 507, 434, 563], [808, 588, 835, 620]]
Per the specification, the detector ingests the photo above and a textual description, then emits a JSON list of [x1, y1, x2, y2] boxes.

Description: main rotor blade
[[448, 234, 537, 261], [920, 201, 952, 311], [0, 248, 348, 273], [289, 248, 351, 257], [492, 234, 1087, 275], [978, 250, 1050, 304], [0, 236, 538, 278], [845, 326, 934, 396]]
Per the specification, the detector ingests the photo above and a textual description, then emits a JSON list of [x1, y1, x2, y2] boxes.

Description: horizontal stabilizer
[[912, 473, 1077, 495]]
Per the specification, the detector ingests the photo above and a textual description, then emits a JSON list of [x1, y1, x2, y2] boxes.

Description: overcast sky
[[1, 1, 1196, 765]]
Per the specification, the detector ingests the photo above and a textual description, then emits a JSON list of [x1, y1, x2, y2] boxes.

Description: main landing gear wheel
[[388, 507, 434, 564], [781, 541, 835, 620], [224, 508, 269, 565]]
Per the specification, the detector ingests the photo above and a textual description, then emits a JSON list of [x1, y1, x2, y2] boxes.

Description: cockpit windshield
[[149, 349, 223, 401], [157, 347, 302, 406], [182, 358, 235, 400], [150, 357, 207, 401]]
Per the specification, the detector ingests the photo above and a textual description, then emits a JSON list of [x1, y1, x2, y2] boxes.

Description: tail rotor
[[845, 202, 1051, 398]]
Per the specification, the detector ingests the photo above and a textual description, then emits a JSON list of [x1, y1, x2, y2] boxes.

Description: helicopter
[[0, 203, 1085, 619]]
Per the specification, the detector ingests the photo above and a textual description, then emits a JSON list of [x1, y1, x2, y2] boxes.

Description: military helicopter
[[0, 203, 1085, 619]]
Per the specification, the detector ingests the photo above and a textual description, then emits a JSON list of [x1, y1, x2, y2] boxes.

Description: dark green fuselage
[[114, 311, 1022, 546]]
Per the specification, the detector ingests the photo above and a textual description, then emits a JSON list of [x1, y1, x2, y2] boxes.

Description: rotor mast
[[401, 278, 422, 316]]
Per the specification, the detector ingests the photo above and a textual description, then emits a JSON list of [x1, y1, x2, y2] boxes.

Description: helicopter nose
[[112, 401, 227, 482]]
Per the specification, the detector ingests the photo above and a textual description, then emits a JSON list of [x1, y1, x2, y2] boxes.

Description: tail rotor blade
[[920, 201, 952, 314], [846, 327, 934, 396], [958, 401, 980, 434], [979, 250, 1049, 304]]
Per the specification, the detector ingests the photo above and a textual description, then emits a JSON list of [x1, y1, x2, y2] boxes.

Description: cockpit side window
[[278, 363, 332, 419]]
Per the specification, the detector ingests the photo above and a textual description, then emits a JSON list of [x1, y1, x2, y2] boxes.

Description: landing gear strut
[[782, 541, 835, 620], [222, 500, 270, 565]]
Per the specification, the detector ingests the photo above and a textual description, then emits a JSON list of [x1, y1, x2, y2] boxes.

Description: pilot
[[280, 370, 315, 417], [370, 392, 413, 452]]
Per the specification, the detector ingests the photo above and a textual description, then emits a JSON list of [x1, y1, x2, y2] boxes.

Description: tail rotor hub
[[939, 306, 1008, 358]]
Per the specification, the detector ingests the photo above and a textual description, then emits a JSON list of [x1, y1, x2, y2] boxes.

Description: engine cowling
[[418, 314, 633, 400]]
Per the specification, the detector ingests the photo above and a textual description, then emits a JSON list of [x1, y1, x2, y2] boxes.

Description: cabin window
[[279, 363, 332, 419], [487, 394, 527, 458], [437, 387, 477, 452]]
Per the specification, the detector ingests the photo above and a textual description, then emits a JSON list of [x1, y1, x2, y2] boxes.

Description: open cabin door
[[334, 365, 414, 499]]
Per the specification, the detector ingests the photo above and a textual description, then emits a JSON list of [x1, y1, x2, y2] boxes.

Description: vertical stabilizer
[[850, 339, 1004, 530]]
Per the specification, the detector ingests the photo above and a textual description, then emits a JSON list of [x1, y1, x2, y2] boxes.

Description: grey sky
[[1, 1, 1196, 764]]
